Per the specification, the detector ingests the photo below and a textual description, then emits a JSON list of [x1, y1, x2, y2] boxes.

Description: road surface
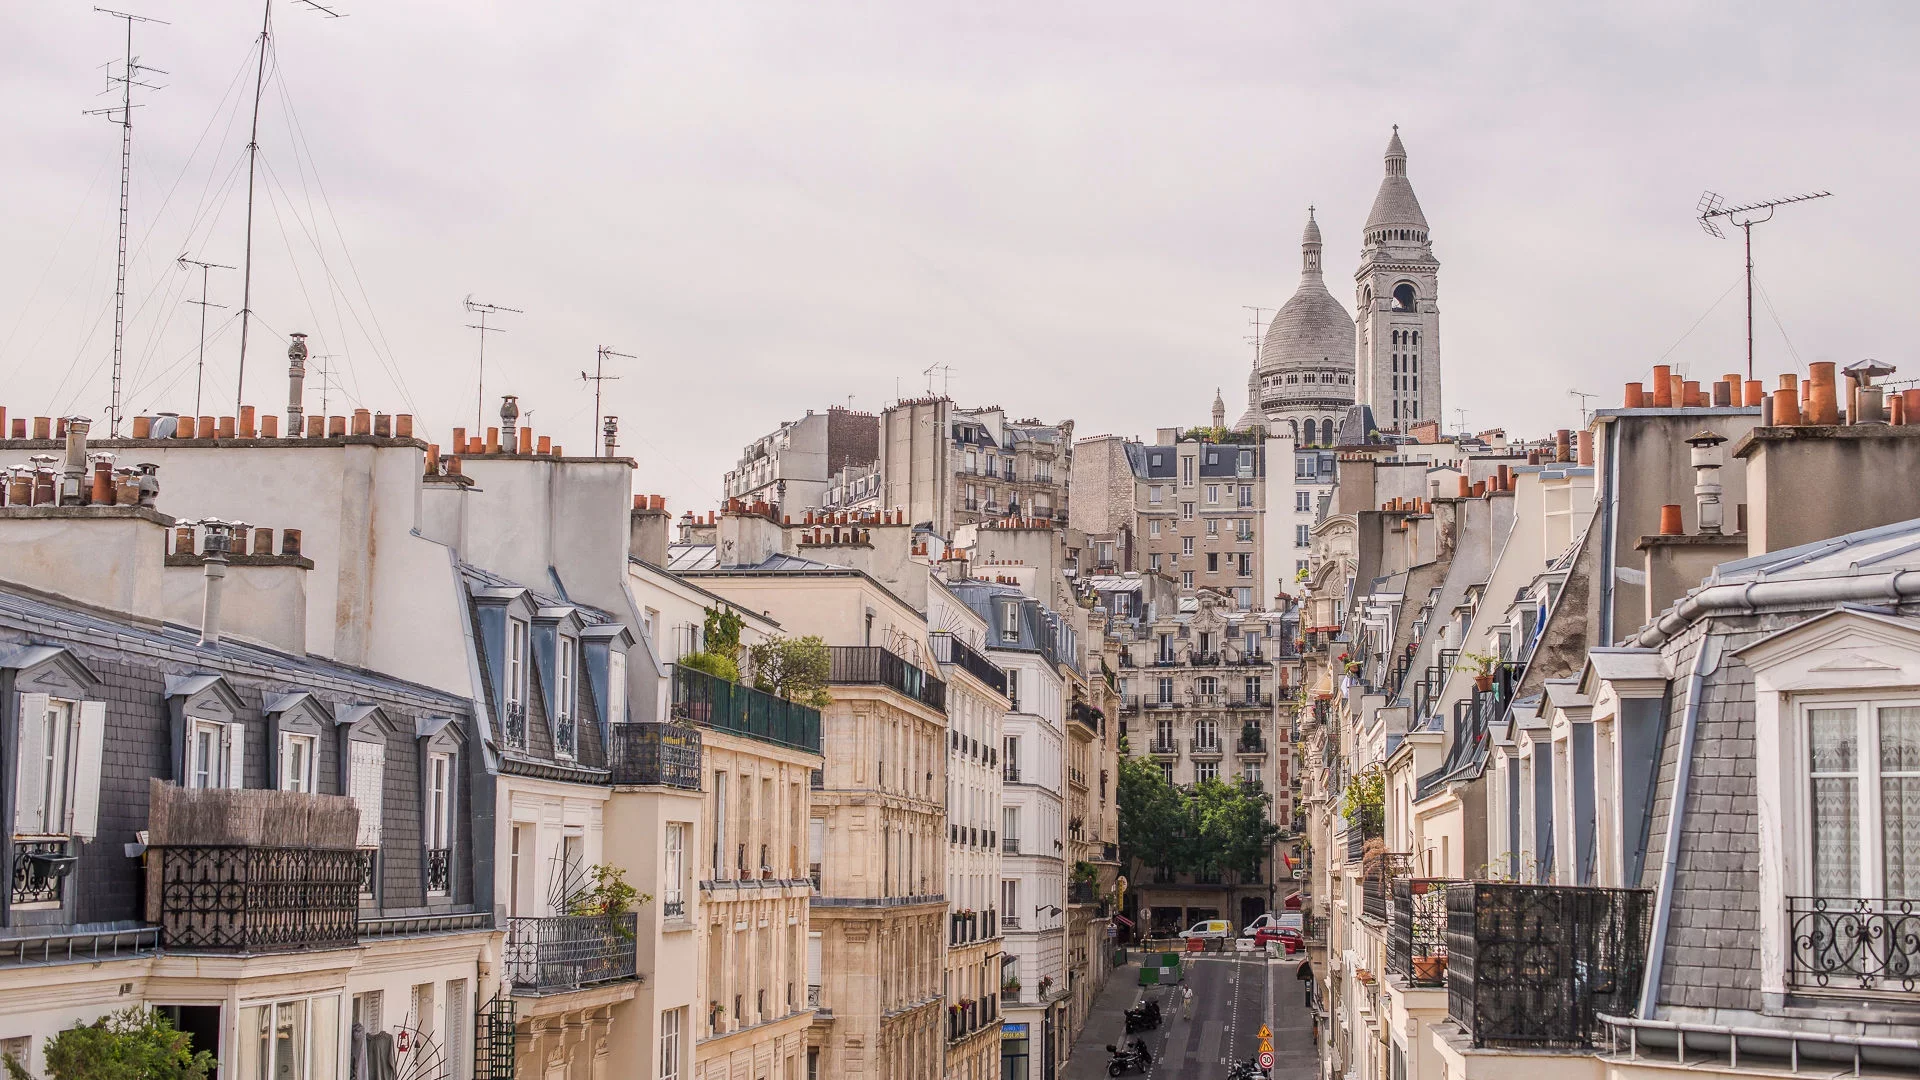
[[1062, 953, 1318, 1079]]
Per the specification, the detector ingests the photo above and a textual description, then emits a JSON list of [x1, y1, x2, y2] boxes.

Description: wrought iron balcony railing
[[356, 849, 377, 899], [1361, 853, 1411, 924], [1446, 882, 1653, 1049], [1789, 895, 1920, 993], [930, 632, 1009, 697], [502, 702, 528, 752], [11, 840, 73, 906], [607, 720, 705, 787], [672, 665, 821, 753], [1003, 837, 1021, 855], [1003, 765, 1021, 783], [828, 646, 947, 712], [504, 913, 639, 995], [554, 715, 577, 760], [425, 847, 452, 895], [1390, 878, 1455, 987], [154, 845, 360, 952]]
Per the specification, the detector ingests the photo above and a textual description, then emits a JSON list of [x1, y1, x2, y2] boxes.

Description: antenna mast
[[234, 0, 341, 419], [1697, 189, 1831, 381], [1567, 388, 1597, 428], [87, 7, 168, 437], [1242, 306, 1272, 364], [463, 295, 522, 431], [177, 255, 233, 418], [581, 346, 631, 455]]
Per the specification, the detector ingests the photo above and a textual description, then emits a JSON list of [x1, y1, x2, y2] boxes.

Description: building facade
[[1353, 128, 1442, 433]]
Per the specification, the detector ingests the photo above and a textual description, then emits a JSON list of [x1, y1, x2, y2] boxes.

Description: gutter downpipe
[[1639, 630, 1720, 1017], [1601, 417, 1621, 646], [1634, 571, 1920, 649]]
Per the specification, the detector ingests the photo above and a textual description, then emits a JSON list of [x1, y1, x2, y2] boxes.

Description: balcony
[[607, 720, 704, 787], [1003, 765, 1021, 783], [1189, 739, 1223, 760], [1068, 700, 1102, 733], [930, 632, 1009, 697], [1788, 895, 1920, 994], [1236, 736, 1267, 755], [154, 845, 360, 951], [1361, 853, 1411, 925], [1003, 837, 1021, 855], [1187, 651, 1223, 668], [504, 913, 639, 995], [1446, 882, 1653, 1049], [948, 995, 1000, 1043], [11, 840, 73, 906], [502, 701, 529, 752], [1149, 738, 1178, 756], [1390, 878, 1455, 987], [828, 646, 947, 713], [672, 665, 821, 753]]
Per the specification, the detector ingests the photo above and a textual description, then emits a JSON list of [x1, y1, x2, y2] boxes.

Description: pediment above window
[[1737, 608, 1920, 691], [166, 673, 246, 722], [0, 644, 102, 698]]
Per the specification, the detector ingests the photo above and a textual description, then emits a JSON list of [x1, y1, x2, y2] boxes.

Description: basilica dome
[[1258, 210, 1355, 375]]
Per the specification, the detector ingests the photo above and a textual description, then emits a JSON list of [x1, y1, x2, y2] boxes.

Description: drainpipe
[[1600, 418, 1622, 645], [1638, 632, 1721, 1016]]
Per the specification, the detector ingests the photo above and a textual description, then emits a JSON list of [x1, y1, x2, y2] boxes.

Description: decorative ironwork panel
[[607, 722, 703, 788], [11, 840, 72, 905], [502, 703, 528, 752], [357, 848, 378, 899], [503, 913, 638, 994], [473, 995, 516, 1080], [672, 666, 821, 752], [1446, 882, 1652, 1048], [553, 715, 577, 760], [426, 847, 452, 895], [1391, 878, 1452, 986], [156, 845, 359, 952], [1789, 895, 1920, 992]]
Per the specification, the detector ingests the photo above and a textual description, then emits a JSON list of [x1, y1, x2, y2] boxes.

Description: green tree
[[6, 1008, 214, 1080], [749, 635, 833, 709], [702, 606, 744, 664], [1340, 771, 1385, 836], [1116, 753, 1186, 876], [1190, 778, 1284, 880], [677, 649, 740, 683]]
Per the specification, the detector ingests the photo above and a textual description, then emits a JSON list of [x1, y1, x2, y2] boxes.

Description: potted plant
[[1340, 772, 1385, 838], [1002, 977, 1021, 998], [1455, 652, 1499, 693], [1037, 975, 1053, 998]]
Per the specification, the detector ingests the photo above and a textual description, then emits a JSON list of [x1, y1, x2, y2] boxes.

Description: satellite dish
[[150, 414, 178, 439]]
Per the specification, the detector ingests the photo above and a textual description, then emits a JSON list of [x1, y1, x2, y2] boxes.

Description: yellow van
[[1180, 919, 1231, 941]]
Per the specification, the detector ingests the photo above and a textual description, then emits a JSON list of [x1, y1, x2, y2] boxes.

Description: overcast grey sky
[[3, 2, 1914, 511]]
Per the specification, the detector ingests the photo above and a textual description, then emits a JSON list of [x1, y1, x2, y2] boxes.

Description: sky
[[2, 2, 1915, 512]]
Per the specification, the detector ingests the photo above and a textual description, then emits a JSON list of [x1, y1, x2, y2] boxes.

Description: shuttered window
[[350, 739, 386, 847]]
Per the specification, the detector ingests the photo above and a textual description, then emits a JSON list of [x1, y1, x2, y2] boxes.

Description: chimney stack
[[59, 417, 91, 505], [602, 415, 619, 458], [287, 333, 307, 434], [195, 520, 242, 647], [1685, 430, 1728, 534], [499, 396, 520, 454]]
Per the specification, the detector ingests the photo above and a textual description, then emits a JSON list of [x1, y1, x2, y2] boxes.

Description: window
[[1198, 761, 1219, 783], [508, 619, 529, 707], [1806, 701, 1920, 897], [1245, 674, 1263, 700], [1205, 485, 1219, 505], [1148, 519, 1161, 539], [1181, 458, 1194, 487], [1160, 763, 1174, 785], [665, 823, 686, 915], [1296, 524, 1311, 547], [1206, 518, 1218, 536], [1157, 678, 1174, 705], [350, 739, 386, 848], [713, 772, 728, 878], [18, 699, 72, 835], [1149, 452, 1162, 467], [1237, 519, 1254, 542], [1238, 485, 1254, 508], [809, 818, 825, 889], [1003, 602, 1021, 642], [426, 752, 453, 893], [235, 996, 339, 1080], [1296, 559, 1310, 576], [1148, 485, 1162, 505], [1238, 553, 1253, 577], [1296, 490, 1312, 512], [660, 1007, 684, 1080], [445, 981, 469, 1080], [1182, 571, 1194, 589], [1296, 456, 1316, 480], [188, 716, 242, 790], [1006, 669, 1021, 709], [1238, 450, 1254, 475], [1197, 680, 1217, 702], [280, 732, 316, 794], [1181, 502, 1195, 521], [1182, 537, 1194, 557], [1148, 554, 1162, 573], [1206, 553, 1218, 573], [557, 636, 576, 721], [1235, 587, 1254, 608]]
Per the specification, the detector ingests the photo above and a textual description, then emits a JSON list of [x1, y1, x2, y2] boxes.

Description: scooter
[[1106, 1038, 1153, 1076], [1226, 1056, 1270, 1079], [1122, 998, 1162, 1033]]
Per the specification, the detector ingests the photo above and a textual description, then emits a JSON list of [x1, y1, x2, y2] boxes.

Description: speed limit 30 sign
[[1259, 1049, 1275, 1071]]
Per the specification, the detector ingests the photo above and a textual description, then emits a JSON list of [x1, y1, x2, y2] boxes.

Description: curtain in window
[[1882, 706, 1920, 898], [1809, 707, 1860, 897]]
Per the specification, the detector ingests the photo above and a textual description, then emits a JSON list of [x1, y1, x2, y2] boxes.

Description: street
[[1063, 955, 1318, 1080]]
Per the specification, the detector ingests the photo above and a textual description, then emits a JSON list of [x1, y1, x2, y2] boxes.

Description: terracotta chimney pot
[[445, 457, 462, 477], [55, 418, 67, 440], [329, 415, 348, 438], [1577, 429, 1594, 466], [552, 444, 562, 457], [10, 418, 25, 439], [634, 494, 646, 510], [217, 416, 236, 440], [1681, 381, 1700, 409], [1892, 395, 1907, 427], [253, 527, 273, 555], [307, 415, 325, 438], [131, 415, 152, 439], [374, 413, 392, 438], [1650, 367, 1673, 408], [261, 416, 279, 438], [1903, 389, 1920, 423], [425, 444, 440, 474], [1711, 381, 1732, 408], [90, 461, 112, 505], [1745, 380, 1764, 407], [175, 526, 196, 555], [485, 426, 500, 454], [452, 427, 467, 451], [651, 495, 665, 511], [1808, 362, 1839, 425], [517, 426, 531, 454], [395, 414, 414, 438], [281, 529, 302, 557], [175, 416, 195, 439], [352, 409, 372, 436], [239, 406, 257, 437], [1457, 475, 1470, 497], [1773, 388, 1801, 426], [1659, 504, 1684, 535], [537, 435, 552, 454]]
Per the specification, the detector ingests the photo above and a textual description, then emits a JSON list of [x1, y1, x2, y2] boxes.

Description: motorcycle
[[1226, 1057, 1269, 1079], [1106, 1038, 1153, 1076], [1122, 998, 1162, 1033]]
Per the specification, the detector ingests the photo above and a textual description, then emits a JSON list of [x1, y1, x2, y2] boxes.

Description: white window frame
[[235, 994, 340, 1080], [508, 619, 529, 707], [279, 731, 317, 794], [350, 739, 386, 848], [557, 636, 576, 723], [665, 822, 686, 914], [426, 751, 454, 852], [1148, 485, 1162, 506], [1197, 761, 1219, 783], [188, 716, 243, 791], [1182, 571, 1194, 589], [1181, 502, 1195, 521], [1205, 484, 1219, 505], [1182, 537, 1194, 557], [660, 1007, 683, 1080]]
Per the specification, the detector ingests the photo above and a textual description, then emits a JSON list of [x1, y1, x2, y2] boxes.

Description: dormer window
[[558, 637, 576, 721], [1002, 602, 1021, 642], [279, 732, 316, 793], [189, 717, 241, 790], [509, 619, 529, 707], [555, 635, 578, 760]]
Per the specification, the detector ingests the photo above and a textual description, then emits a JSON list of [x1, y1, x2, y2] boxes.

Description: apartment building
[[672, 507, 950, 1080], [878, 398, 1074, 536], [927, 586, 1009, 1080], [722, 406, 879, 511], [1303, 361, 1920, 1080]]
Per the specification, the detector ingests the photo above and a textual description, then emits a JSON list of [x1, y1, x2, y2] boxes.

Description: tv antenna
[[1697, 189, 1831, 381], [310, 353, 340, 416], [1567, 389, 1597, 428], [234, 0, 342, 420], [86, 7, 168, 437], [581, 346, 631, 455], [176, 255, 233, 419], [922, 363, 953, 396], [1453, 407, 1469, 433], [463, 295, 522, 431], [1242, 306, 1272, 364]]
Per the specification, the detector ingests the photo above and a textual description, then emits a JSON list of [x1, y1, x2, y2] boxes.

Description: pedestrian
[[1181, 982, 1193, 1020], [1296, 957, 1314, 1007]]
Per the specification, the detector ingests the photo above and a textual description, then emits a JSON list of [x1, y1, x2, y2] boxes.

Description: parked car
[[1254, 926, 1304, 954], [1243, 913, 1280, 936], [1180, 919, 1232, 941]]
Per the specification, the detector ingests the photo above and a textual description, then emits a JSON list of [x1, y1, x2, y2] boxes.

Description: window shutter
[[69, 701, 107, 840], [14, 693, 50, 834], [351, 740, 387, 847], [225, 722, 246, 789]]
